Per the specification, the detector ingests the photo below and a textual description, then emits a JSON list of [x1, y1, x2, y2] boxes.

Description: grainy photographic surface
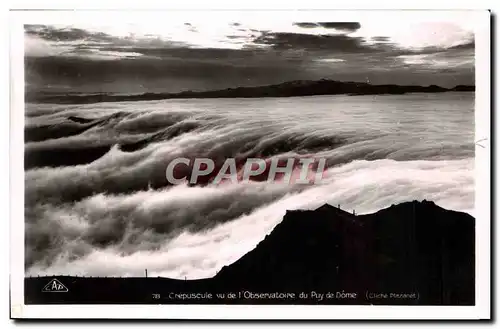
[[18, 10, 485, 314]]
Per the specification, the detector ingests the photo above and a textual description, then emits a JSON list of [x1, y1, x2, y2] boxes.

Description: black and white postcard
[[9, 9, 491, 320]]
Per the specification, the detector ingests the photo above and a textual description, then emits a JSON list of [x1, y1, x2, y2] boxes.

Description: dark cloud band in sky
[[293, 22, 361, 31], [24, 22, 475, 94]]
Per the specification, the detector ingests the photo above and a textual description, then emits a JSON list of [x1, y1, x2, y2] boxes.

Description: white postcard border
[[9, 9, 491, 320]]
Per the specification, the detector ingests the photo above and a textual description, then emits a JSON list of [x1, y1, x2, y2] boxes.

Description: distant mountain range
[[25, 200, 475, 305], [26, 80, 475, 104]]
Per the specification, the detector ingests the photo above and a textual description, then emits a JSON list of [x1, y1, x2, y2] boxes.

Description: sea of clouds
[[24, 94, 475, 278]]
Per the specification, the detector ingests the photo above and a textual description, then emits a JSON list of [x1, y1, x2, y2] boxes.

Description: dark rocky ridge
[[26, 79, 475, 104], [215, 200, 475, 305], [25, 200, 474, 305]]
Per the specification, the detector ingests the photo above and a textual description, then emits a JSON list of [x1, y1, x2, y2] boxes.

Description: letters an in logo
[[42, 279, 68, 292]]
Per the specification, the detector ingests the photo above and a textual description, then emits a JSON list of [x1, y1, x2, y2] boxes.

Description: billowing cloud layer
[[25, 94, 475, 276]]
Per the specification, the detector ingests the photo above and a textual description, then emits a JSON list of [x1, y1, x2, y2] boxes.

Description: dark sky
[[24, 21, 475, 94]]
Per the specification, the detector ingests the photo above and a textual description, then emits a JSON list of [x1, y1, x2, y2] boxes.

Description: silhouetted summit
[[25, 200, 474, 305], [450, 85, 475, 92], [27, 80, 475, 104], [215, 200, 474, 304]]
